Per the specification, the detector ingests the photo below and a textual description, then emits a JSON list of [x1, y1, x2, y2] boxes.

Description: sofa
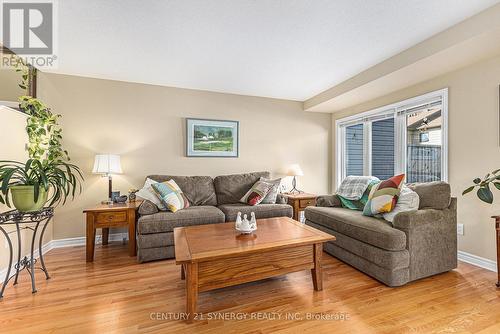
[[304, 181, 457, 287], [136, 171, 293, 262]]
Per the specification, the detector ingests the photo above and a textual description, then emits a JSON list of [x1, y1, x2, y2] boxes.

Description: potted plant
[[0, 59, 83, 211], [0, 159, 82, 211], [462, 169, 500, 204]]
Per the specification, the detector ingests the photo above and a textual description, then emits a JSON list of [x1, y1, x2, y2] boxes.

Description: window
[[345, 124, 364, 176], [336, 88, 448, 185]]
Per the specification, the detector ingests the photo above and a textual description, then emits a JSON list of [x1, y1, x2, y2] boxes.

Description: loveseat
[[136, 171, 293, 262], [304, 181, 457, 286]]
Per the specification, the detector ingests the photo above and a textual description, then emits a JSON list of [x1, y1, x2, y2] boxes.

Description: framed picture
[[186, 118, 239, 157]]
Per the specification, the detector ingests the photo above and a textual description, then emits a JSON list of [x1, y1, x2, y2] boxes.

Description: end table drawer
[[299, 199, 316, 208], [95, 211, 127, 224]]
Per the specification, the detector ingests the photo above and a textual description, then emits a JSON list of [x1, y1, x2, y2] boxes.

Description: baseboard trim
[[458, 250, 497, 272], [1, 233, 129, 281], [3, 237, 497, 279]]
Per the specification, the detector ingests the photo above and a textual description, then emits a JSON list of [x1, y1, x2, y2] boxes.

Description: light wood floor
[[1, 243, 499, 334]]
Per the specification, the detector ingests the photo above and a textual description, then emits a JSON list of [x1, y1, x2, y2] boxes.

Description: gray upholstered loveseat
[[305, 181, 457, 287], [136, 171, 293, 262]]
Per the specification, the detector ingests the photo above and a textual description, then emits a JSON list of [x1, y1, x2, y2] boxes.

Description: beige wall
[[37, 73, 331, 240], [332, 55, 500, 262], [0, 107, 53, 271], [0, 68, 24, 101]]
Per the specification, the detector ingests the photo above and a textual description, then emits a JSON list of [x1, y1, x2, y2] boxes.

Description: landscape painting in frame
[[186, 118, 239, 157]]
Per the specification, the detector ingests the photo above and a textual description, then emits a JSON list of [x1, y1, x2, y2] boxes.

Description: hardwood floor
[[0, 243, 499, 334]]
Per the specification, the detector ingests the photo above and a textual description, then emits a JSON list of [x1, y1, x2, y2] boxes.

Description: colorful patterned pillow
[[151, 179, 190, 212], [362, 174, 405, 216], [240, 180, 274, 206], [339, 180, 379, 211], [259, 177, 281, 204]]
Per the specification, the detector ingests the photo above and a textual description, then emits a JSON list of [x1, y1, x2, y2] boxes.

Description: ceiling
[[40, 0, 500, 100]]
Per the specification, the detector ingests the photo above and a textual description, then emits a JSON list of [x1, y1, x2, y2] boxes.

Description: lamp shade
[[92, 154, 122, 175], [286, 164, 304, 176]]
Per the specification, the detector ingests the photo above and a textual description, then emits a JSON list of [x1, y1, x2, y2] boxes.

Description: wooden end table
[[174, 217, 335, 322], [84, 201, 142, 262], [491, 215, 500, 287], [283, 193, 317, 221]]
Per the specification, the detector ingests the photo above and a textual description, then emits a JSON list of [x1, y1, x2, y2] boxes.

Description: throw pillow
[[338, 179, 379, 211], [136, 178, 167, 211], [259, 177, 281, 204], [240, 180, 274, 206], [151, 179, 190, 213], [382, 185, 420, 223], [362, 174, 405, 216]]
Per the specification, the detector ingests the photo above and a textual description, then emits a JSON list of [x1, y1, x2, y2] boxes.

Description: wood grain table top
[[174, 217, 335, 264], [83, 200, 143, 213]]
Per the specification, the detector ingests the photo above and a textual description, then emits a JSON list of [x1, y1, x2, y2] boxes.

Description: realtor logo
[[2, 1, 53, 54]]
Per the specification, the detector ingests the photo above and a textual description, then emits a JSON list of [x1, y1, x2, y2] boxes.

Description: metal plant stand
[[0, 207, 53, 298]]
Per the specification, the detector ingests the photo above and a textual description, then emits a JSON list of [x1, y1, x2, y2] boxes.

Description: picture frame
[[186, 118, 239, 157]]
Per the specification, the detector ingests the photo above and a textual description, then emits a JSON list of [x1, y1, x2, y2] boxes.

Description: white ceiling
[[45, 0, 500, 100]]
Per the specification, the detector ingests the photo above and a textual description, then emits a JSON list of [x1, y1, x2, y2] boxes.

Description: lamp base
[[101, 199, 113, 205], [288, 187, 303, 195], [288, 176, 303, 194]]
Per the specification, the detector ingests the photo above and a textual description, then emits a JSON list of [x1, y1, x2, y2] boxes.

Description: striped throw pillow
[[151, 179, 190, 212], [362, 174, 405, 216]]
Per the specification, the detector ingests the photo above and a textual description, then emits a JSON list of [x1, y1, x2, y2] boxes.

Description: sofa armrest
[[275, 193, 288, 204], [392, 209, 445, 230], [316, 194, 341, 207], [138, 200, 159, 216], [391, 197, 457, 281]]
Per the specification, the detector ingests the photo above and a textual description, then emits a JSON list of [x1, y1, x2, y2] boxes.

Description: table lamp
[[287, 164, 304, 194], [92, 154, 122, 204]]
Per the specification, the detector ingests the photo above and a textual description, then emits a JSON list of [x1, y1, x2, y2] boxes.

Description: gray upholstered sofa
[[136, 171, 293, 262], [305, 181, 457, 287]]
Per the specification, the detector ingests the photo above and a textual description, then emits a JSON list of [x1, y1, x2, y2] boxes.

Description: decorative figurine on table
[[128, 188, 138, 202], [250, 212, 257, 230], [235, 212, 257, 234]]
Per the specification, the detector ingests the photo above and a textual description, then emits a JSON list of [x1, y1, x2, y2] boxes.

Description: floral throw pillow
[[362, 174, 405, 216], [240, 180, 274, 206]]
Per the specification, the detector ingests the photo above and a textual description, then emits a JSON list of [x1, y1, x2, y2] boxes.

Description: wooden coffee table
[[174, 217, 335, 322]]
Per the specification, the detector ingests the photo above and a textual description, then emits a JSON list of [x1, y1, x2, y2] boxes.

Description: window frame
[[335, 88, 448, 186]]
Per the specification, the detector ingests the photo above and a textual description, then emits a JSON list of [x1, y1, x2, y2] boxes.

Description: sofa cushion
[[137, 206, 225, 234], [147, 175, 217, 206], [407, 181, 451, 210], [304, 206, 407, 251], [214, 171, 270, 204], [306, 221, 410, 270], [218, 203, 292, 222]]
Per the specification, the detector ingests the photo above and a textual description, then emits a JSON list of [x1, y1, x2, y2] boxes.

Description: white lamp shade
[[287, 164, 304, 176], [92, 154, 122, 175]]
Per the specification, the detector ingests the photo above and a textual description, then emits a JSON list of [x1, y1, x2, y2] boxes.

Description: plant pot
[[10, 185, 48, 212]]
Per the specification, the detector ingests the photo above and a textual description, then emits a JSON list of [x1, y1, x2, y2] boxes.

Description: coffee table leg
[[186, 263, 198, 322], [311, 243, 323, 291], [181, 264, 185, 280]]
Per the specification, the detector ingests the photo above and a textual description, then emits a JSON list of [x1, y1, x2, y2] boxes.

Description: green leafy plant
[[0, 56, 83, 210], [0, 159, 83, 207], [462, 169, 500, 204], [19, 96, 69, 161]]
